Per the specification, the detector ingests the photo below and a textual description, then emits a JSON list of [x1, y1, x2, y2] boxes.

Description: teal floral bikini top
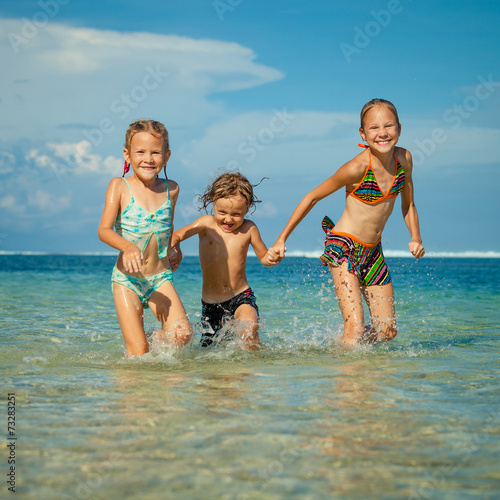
[[115, 178, 172, 259]]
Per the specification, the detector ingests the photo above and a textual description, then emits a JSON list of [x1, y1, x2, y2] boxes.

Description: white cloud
[[6, 17, 496, 183], [28, 190, 71, 213], [0, 17, 288, 239], [175, 107, 500, 188], [0, 195, 16, 209], [26, 141, 122, 177], [0, 152, 16, 175], [2, 16, 498, 253], [1, 19, 284, 145], [256, 201, 278, 218], [178, 109, 362, 178], [402, 118, 500, 170]]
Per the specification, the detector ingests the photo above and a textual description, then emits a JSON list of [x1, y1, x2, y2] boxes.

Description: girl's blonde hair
[[199, 172, 263, 213], [360, 98, 401, 131], [124, 119, 170, 152]]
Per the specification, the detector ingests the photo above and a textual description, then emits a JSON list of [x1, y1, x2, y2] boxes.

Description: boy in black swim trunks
[[169, 172, 278, 349]]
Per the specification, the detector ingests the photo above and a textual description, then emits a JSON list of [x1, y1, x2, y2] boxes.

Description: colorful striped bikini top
[[346, 145, 405, 204], [115, 178, 172, 259]]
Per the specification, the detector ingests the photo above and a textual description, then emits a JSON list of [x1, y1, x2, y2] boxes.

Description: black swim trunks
[[200, 287, 259, 347]]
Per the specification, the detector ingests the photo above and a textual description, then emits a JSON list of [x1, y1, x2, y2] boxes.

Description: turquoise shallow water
[[1, 255, 499, 499]]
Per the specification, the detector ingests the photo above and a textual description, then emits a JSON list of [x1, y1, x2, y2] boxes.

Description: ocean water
[[1, 254, 499, 500]]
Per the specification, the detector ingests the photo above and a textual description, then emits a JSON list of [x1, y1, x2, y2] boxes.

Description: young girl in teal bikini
[[269, 99, 425, 346], [98, 120, 192, 356]]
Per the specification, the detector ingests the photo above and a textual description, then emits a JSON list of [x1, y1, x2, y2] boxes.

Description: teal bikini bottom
[[111, 267, 173, 307]]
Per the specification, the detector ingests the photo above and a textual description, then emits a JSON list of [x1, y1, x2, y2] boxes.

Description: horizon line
[[1, 250, 499, 259]]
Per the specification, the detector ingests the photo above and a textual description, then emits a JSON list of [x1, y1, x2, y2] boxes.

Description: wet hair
[[199, 172, 265, 214], [360, 98, 401, 131], [123, 119, 170, 178], [124, 119, 169, 151]]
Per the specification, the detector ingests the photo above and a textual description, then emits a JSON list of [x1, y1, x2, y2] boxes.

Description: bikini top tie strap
[[122, 178, 134, 200]]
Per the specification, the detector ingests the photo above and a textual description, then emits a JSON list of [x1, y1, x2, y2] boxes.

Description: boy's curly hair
[[199, 172, 265, 214]]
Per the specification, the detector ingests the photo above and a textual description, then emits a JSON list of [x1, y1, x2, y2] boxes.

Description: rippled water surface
[[1, 255, 499, 499]]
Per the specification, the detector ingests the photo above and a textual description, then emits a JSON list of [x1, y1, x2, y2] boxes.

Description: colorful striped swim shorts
[[320, 216, 391, 286]]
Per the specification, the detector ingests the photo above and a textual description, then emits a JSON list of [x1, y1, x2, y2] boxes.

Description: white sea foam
[[249, 250, 500, 259], [424, 250, 500, 258], [0, 250, 50, 255]]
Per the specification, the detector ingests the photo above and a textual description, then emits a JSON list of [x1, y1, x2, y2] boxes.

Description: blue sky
[[1, 0, 499, 255]]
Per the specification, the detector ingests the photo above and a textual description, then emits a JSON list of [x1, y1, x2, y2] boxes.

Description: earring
[[123, 160, 130, 177]]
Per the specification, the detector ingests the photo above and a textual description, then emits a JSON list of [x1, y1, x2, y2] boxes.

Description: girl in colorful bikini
[[169, 172, 277, 350], [269, 99, 425, 345], [98, 119, 192, 356]]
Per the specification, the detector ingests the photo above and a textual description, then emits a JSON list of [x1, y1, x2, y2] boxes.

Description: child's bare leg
[[234, 304, 261, 350], [330, 263, 366, 345], [148, 282, 193, 347], [113, 283, 148, 356], [362, 282, 397, 343]]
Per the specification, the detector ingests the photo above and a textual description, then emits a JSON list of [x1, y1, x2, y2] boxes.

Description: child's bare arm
[[270, 161, 358, 259], [168, 215, 210, 269], [400, 151, 425, 259], [249, 223, 279, 267], [168, 215, 210, 271], [171, 215, 210, 247]]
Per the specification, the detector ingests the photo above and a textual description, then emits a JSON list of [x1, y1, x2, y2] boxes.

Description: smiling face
[[359, 104, 401, 153], [213, 195, 249, 233], [123, 131, 170, 181]]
